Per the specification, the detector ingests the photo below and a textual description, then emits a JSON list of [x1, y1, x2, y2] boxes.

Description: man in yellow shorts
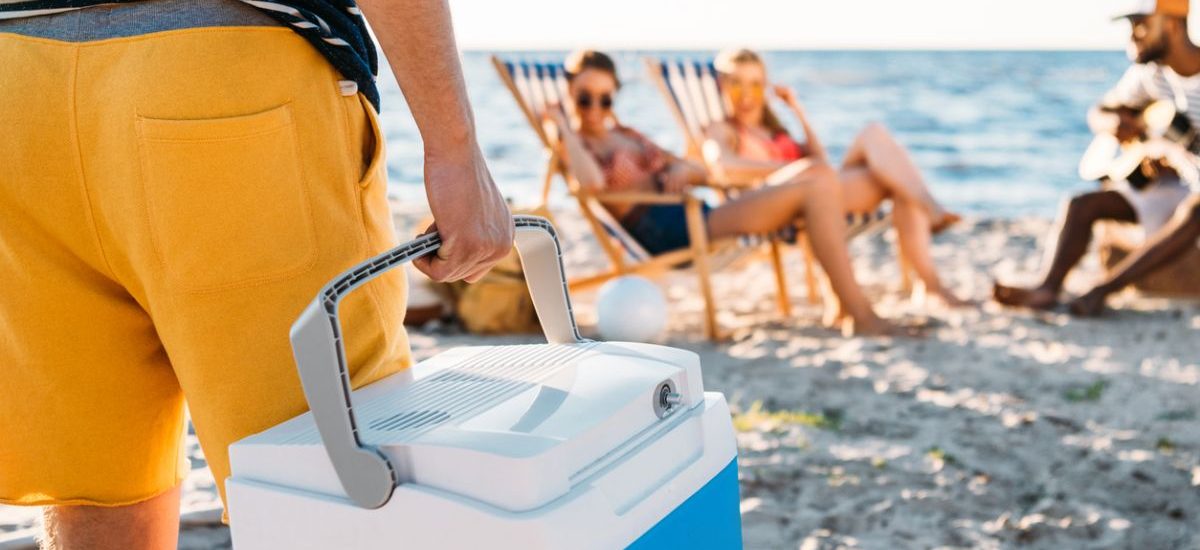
[[0, 0, 514, 548]]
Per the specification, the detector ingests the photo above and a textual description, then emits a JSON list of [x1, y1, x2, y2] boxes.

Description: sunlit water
[[376, 50, 1128, 218]]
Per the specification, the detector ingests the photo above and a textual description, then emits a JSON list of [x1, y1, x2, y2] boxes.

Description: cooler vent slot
[[368, 410, 451, 431]]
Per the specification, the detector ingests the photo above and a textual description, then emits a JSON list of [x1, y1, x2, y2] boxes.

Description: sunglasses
[[727, 82, 765, 101], [576, 92, 614, 110]]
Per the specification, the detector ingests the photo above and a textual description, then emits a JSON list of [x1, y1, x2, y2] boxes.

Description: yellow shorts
[[0, 27, 410, 513]]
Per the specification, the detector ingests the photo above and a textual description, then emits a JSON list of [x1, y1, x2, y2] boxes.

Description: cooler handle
[[288, 215, 584, 508]]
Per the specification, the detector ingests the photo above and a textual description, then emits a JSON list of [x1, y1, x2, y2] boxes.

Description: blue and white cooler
[[226, 216, 743, 549]]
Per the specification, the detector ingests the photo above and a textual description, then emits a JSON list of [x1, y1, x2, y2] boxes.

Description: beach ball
[[596, 276, 668, 342]]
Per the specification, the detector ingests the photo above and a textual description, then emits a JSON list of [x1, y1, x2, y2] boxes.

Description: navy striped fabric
[[0, 0, 381, 111]]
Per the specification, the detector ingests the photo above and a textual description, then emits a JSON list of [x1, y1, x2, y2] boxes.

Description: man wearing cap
[[994, 0, 1200, 312]]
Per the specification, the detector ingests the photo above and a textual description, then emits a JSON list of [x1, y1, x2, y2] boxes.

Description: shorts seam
[[70, 43, 120, 281]]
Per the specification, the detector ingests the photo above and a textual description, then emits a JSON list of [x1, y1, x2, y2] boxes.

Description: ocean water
[[375, 50, 1130, 218]]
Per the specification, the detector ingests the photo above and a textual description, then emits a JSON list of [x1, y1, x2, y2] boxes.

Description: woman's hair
[[564, 49, 621, 89], [714, 48, 788, 138]]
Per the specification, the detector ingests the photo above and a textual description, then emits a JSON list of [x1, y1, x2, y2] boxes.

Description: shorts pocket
[[136, 101, 317, 293], [344, 92, 396, 248], [346, 91, 386, 189]]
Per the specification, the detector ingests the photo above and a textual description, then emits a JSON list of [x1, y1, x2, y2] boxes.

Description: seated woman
[[547, 49, 900, 336], [705, 48, 968, 308]]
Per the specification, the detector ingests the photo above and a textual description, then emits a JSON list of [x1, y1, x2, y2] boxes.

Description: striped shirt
[[0, 0, 381, 111], [1103, 62, 1200, 130], [1103, 62, 1200, 190]]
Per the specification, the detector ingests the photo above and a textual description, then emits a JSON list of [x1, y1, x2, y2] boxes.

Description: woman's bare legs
[[839, 167, 969, 307], [842, 123, 959, 231], [706, 163, 894, 335], [891, 201, 971, 306]]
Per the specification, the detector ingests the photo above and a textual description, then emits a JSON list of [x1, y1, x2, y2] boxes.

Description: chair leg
[[686, 200, 719, 340], [768, 240, 792, 318], [799, 234, 822, 305]]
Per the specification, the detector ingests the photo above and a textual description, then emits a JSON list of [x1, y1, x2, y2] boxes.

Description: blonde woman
[[706, 48, 969, 308]]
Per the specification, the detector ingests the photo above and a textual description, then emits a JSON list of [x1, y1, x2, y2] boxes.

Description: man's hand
[[1095, 105, 1148, 143], [414, 142, 514, 284], [1115, 108, 1147, 143]]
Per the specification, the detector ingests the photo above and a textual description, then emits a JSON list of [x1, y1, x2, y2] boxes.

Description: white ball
[[595, 276, 668, 342]]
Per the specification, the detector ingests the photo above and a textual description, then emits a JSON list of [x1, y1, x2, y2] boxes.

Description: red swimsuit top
[[734, 123, 804, 162]]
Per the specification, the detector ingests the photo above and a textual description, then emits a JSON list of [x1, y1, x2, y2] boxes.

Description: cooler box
[[226, 216, 743, 549]]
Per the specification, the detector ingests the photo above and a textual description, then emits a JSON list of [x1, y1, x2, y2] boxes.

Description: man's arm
[[1089, 64, 1155, 138], [357, 0, 513, 283]]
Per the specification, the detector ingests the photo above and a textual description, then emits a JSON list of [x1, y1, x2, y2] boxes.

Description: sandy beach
[[2, 202, 1197, 550]]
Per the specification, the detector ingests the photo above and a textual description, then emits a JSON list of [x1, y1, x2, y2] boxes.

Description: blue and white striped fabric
[[0, 0, 381, 111]]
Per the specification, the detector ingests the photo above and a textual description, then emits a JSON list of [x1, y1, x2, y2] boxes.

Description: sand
[[2, 204, 1197, 550]]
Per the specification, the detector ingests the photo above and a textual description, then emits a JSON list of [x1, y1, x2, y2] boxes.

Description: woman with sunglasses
[[546, 49, 900, 336], [707, 48, 969, 308]]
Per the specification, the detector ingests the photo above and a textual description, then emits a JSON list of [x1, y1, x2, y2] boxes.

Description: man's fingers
[[412, 255, 462, 283], [414, 245, 485, 283]]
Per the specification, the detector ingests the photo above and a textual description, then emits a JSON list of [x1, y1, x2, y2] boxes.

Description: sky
[[446, 0, 1190, 51]]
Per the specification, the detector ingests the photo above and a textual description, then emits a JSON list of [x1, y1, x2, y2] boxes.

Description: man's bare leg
[[1070, 195, 1200, 316], [994, 190, 1136, 309], [40, 485, 180, 550]]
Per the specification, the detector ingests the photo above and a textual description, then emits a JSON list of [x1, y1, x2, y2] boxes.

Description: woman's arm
[[660, 158, 708, 193], [544, 109, 606, 192], [703, 122, 787, 183], [774, 85, 828, 163]]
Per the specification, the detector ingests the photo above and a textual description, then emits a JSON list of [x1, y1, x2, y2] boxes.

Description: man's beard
[[1135, 41, 1168, 64]]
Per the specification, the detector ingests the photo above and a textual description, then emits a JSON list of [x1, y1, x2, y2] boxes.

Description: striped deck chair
[[491, 55, 796, 340], [644, 57, 905, 303]]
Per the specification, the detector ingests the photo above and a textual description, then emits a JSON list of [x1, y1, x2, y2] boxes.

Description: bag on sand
[[446, 206, 551, 334]]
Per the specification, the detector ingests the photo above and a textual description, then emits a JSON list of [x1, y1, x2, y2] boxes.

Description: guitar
[[1078, 99, 1200, 189]]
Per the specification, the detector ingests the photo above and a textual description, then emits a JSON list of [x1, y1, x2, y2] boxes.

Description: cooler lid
[[235, 341, 704, 512]]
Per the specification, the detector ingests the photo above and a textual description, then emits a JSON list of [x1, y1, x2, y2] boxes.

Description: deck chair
[[643, 57, 904, 303], [491, 55, 796, 340]]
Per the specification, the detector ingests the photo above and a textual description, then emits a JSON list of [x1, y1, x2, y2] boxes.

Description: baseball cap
[[1114, 0, 1189, 20]]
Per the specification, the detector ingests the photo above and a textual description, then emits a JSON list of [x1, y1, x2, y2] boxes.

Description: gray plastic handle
[[289, 215, 584, 509]]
